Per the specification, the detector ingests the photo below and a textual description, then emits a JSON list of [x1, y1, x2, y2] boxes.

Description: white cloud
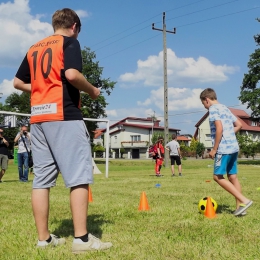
[[137, 87, 205, 112], [119, 49, 239, 87], [0, 79, 21, 101], [75, 10, 90, 18], [106, 109, 118, 117], [0, 0, 53, 67]]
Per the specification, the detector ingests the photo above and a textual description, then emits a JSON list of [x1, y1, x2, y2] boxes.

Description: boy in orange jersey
[[13, 8, 112, 253]]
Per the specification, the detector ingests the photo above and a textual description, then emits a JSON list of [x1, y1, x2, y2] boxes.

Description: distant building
[[101, 117, 180, 159], [177, 135, 192, 146]]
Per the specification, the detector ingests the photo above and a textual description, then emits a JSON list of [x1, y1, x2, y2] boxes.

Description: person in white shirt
[[165, 134, 182, 177]]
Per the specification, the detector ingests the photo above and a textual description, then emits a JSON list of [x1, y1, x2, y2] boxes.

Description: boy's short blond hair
[[52, 8, 81, 32], [200, 88, 217, 101]]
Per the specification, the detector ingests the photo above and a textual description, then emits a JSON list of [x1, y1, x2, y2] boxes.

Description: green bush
[[93, 144, 105, 152], [238, 160, 260, 165]]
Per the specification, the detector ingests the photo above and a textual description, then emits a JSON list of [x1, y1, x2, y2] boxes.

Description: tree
[[80, 47, 116, 140], [239, 18, 260, 118], [120, 147, 125, 158], [4, 92, 31, 126], [151, 131, 169, 145], [196, 142, 205, 158], [189, 137, 198, 152], [237, 133, 259, 159]]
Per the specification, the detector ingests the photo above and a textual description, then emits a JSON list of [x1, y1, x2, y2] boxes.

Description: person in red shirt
[[13, 8, 112, 253], [155, 136, 164, 176]]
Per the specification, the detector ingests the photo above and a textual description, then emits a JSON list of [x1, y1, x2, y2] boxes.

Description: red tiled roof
[[109, 117, 161, 129], [177, 136, 190, 141], [229, 108, 250, 118], [101, 117, 180, 132]]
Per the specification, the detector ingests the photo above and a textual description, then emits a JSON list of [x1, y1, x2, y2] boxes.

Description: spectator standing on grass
[[13, 8, 112, 253], [200, 88, 253, 216], [0, 128, 10, 183], [165, 134, 182, 177], [14, 125, 31, 182], [155, 136, 164, 177]]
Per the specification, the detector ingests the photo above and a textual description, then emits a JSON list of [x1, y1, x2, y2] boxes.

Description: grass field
[[0, 158, 260, 260]]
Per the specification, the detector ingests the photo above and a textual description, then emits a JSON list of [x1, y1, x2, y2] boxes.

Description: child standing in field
[[200, 88, 253, 216]]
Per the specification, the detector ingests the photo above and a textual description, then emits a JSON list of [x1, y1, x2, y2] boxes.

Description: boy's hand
[[209, 149, 217, 159]]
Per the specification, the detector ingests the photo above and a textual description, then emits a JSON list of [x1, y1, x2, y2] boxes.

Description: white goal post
[[0, 110, 110, 178]]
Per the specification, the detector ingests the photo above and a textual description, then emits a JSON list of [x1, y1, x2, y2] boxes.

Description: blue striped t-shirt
[[209, 104, 239, 154]]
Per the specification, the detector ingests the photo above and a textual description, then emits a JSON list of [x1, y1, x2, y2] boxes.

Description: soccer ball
[[198, 197, 218, 214]]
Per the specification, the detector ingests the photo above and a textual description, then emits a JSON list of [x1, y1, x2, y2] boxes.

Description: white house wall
[[109, 126, 150, 149], [198, 117, 212, 149]]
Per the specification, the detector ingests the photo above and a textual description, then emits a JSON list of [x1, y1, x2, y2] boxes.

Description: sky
[[0, 0, 259, 135]]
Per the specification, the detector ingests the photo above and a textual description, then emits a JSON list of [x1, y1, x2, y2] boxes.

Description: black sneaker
[[179, 173, 183, 177], [171, 174, 176, 177]]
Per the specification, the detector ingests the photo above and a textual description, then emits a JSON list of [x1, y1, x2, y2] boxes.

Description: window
[[205, 134, 211, 141], [114, 135, 117, 143], [251, 121, 257, 126], [131, 135, 141, 142]]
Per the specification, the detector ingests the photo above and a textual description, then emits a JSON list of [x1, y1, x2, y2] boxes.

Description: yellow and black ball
[[198, 197, 218, 214]]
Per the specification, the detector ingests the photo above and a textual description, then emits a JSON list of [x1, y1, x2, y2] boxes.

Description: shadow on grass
[[2, 179, 29, 183], [193, 201, 232, 214], [217, 204, 232, 214], [53, 214, 114, 238], [94, 161, 106, 165]]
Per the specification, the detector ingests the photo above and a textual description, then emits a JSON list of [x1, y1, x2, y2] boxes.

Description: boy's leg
[[0, 169, 5, 181], [155, 159, 160, 175], [213, 175, 250, 204], [228, 174, 242, 209], [23, 153, 29, 181], [32, 188, 50, 240], [178, 164, 182, 174], [171, 164, 175, 175], [70, 184, 88, 237], [17, 153, 23, 181]]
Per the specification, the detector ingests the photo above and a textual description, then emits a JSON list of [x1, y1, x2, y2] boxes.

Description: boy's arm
[[13, 77, 31, 93], [209, 120, 223, 159], [233, 119, 242, 133], [177, 147, 182, 157], [65, 69, 100, 100]]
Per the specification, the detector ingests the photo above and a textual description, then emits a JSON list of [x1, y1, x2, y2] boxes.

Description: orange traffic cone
[[204, 197, 216, 218], [88, 186, 93, 203], [138, 191, 150, 211]]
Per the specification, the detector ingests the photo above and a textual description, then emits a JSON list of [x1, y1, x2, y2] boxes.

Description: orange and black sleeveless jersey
[[15, 35, 83, 123]]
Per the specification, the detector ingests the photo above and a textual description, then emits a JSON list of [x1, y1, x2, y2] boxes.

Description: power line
[[90, 0, 208, 48], [98, 6, 259, 61], [176, 6, 260, 28], [92, 0, 240, 53], [166, 0, 241, 23]]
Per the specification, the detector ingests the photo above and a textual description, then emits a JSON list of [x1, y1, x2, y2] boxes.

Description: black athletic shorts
[[170, 155, 181, 166]]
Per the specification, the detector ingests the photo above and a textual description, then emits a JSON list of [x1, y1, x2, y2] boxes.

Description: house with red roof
[[194, 108, 260, 150], [101, 117, 180, 159], [177, 135, 192, 146]]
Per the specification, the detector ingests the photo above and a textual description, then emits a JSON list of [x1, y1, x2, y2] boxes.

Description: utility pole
[[152, 12, 176, 168], [151, 111, 155, 144]]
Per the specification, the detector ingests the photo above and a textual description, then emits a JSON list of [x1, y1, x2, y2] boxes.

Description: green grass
[[1, 158, 260, 260]]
